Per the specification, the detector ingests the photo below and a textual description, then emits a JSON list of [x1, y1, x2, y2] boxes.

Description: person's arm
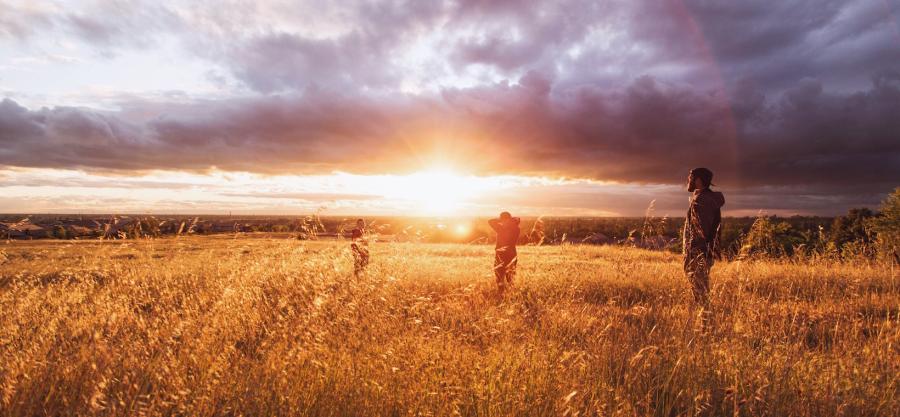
[[488, 218, 501, 232]]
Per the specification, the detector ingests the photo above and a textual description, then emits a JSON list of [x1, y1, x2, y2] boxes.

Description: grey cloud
[[1, 68, 898, 196], [0, 173, 195, 189], [678, 0, 900, 92], [199, 0, 448, 93], [0, 1, 183, 55], [225, 32, 399, 93], [0, 5, 55, 39], [682, 1, 844, 62], [448, 0, 606, 73], [5, 0, 898, 95], [0, 98, 151, 170]]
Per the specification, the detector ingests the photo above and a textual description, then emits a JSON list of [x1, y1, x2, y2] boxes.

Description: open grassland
[[1, 237, 898, 416]]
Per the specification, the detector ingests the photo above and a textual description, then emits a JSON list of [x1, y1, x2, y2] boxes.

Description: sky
[[1, 0, 899, 217]]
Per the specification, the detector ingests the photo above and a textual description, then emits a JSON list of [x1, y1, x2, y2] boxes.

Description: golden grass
[[0, 237, 897, 416]]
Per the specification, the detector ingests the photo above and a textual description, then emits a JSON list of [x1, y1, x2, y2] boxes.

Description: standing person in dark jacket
[[489, 212, 520, 293], [350, 218, 369, 276], [683, 168, 725, 308]]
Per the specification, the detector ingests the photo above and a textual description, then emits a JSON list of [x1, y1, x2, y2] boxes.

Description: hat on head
[[688, 167, 714, 191]]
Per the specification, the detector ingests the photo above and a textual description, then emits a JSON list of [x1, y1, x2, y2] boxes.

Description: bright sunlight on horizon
[[1, 166, 640, 217]]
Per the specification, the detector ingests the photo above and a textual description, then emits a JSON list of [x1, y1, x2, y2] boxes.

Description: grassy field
[[1, 237, 898, 416]]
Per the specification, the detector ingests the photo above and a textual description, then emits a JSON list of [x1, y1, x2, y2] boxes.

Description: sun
[[324, 166, 513, 215], [383, 169, 484, 215], [453, 223, 470, 236]]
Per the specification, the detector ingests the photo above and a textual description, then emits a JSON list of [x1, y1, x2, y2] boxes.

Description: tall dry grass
[[0, 237, 897, 416]]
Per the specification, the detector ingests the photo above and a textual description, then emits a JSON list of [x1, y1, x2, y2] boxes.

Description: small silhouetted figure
[[489, 212, 520, 292], [683, 168, 725, 308], [351, 218, 369, 276], [529, 216, 545, 245]]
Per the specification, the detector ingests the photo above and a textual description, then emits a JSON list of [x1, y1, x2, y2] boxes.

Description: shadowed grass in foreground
[[1, 237, 898, 416]]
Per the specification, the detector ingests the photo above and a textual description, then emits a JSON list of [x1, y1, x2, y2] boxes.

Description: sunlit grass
[[0, 237, 897, 416]]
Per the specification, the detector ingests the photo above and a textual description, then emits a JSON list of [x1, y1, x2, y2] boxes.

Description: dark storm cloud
[[679, 1, 900, 91], [1, 0, 899, 208], [2, 69, 898, 194]]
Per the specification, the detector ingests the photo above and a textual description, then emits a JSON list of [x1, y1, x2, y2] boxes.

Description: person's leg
[[684, 248, 713, 331], [352, 244, 364, 276], [695, 261, 711, 329], [505, 253, 517, 286], [684, 249, 710, 306], [683, 250, 697, 300], [361, 248, 370, 268], [693, 261, 710, 306], [494, 252, 507, 291]]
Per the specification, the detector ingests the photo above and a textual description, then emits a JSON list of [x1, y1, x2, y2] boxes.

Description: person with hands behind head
[[488, 212, 520, 293], [350, 218, 369, 276]]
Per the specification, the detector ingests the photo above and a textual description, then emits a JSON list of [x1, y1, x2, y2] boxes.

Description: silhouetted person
[[529, 216, 545, 245], [489, 212, 520, 292], [351, 218, 369, 276], [683, 168, 724, 309]]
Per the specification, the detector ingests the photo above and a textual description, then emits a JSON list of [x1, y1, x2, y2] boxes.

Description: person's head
[[499, 211, 512, 221], [356, 218, 365, 228], [687, 168, 713, 192]]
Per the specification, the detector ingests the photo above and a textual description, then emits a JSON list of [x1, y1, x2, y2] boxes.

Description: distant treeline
[[0, 213, 831, 248], [2, 187, 897, 262]]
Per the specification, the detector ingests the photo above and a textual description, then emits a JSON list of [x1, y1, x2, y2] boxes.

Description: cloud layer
[[1, 0, 899, 204]]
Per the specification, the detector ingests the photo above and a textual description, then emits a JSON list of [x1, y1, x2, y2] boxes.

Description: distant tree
[[740, 216, 798, 258], [829, 208, 875, 248], [51, 225, 68, 240], [138, 218, 161, 238], [868, 187, 900, 263], [818, 208, 876, 259]]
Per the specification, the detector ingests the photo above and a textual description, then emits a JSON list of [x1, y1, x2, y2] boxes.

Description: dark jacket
[[489, 218, 520, 251], [683, 188, 725, 256]]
